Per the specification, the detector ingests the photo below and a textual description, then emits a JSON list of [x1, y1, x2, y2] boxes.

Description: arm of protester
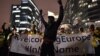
[[39, 9, 48, 27], [2, 22, 6, 32], [56, 0, 64, 25], [7, 33, 12, 47]]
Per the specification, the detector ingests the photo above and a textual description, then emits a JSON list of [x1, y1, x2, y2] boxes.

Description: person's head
[[12, 28, 17, 34], [31, 24, 36, 33], [60, 27, 65, 33], [48, 16, 55, 23], [79, 27, 84, 33], [89, 24, 95, 32], [2, 22, 7, 29], [24, 29, 28, 34]]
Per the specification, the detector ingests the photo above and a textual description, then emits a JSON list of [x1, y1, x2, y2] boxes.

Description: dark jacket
[[41, 5, 64, 41]]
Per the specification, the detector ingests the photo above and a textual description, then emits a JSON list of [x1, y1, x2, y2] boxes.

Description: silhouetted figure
[[0, 31, 5, 56], [85, 24, 95, 56], [8, 28, 19, 56], [31, 24, 36, 34], [79, 27, 84, 33], [1, 22, 11, 56], [39, 0, 64, 56], [94, 27, 100, 56]]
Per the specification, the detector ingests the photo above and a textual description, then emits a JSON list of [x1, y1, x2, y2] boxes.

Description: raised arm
[[56, 0, 64, 25], [2, 22, 6, 32], [39, 10, 47, 27]]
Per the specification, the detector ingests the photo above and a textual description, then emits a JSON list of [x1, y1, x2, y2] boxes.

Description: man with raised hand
[[39, 0, 64, 56]]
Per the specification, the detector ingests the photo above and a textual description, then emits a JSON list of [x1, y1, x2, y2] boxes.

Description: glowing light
[[48, 11, 58, 18], [92, 0, 97, 2], [88, 3, 97, 8], [21, 6, 32, 11], [13, 6, 17, 8], [20, 21, 29, 24], [15, 15, 20, 17], [95, 21, 100, 23], [19, 28, 27, 30], [36, 12, 39, 15], [22, 0, 28, 3], [27, 16, 31, 20], [54, 15, 58, 19], [48, 11, 55, 16], [12, 10, 21, 13], [29, 0, 39, 12], [19, 28, 31, 31], [33, 16, 35, 20], [15, 20, 20, 22]]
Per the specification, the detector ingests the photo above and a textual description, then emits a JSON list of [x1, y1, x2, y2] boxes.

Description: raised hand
[[39, 9, 43, 15], [39, 9, 47, 26], [58, 0, 62, 6]]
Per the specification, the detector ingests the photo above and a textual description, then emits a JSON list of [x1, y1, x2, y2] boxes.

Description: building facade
[[63, 0, 100, 24], [63, 0, 100, 33], [11, 0, 41, 32], [87, 0, 100, 22]]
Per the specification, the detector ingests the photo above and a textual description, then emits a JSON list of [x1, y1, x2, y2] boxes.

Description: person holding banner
[[8, 27, 20, 56], [85, 24, 95, 56], [79, 27, 84, 33], [39, 0, 64, 56], [93, 27, 100, 56], [1, 22, 11, 56]]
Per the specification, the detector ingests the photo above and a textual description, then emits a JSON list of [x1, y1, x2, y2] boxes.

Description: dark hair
[[79, 27, 84, 32], [24, 30, 28, 34], [48, 16, 55, 22], [12, 27, 17, 31], [89, 24, 95, 31]]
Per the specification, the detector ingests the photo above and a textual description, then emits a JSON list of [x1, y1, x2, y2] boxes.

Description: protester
[[93, 27, 100, 56], [85, 24, 95, 56], [39, 0, 64, 56], [1, 22, 11, 56], [8, 28, 19, 56], [79, 27, 84, 33], [0, 30, 5, 56], [31, 24, 36, 34], [58, 27, 66, 35]]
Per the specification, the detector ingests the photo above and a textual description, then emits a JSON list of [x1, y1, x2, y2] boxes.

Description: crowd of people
[[0, 21, 100, 56], [0, 0, 100, 56], [0, 22, 100, 56]]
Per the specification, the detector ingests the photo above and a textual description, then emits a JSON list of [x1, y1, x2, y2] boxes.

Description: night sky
[[0, 0, 66, 30]]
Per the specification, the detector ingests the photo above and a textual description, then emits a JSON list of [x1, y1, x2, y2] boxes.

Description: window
[[79, 3, 88, 7], [15, 20, 20, 22], [79, 0, 84, 4], [88, 3, 98, 8], [21, 6, 32, 11], [92, 0, 97, 2], [20, 21, 30, 24], [12, 10, 21, 13], [13, 6, 17, 8], [15, 15, 20, 17]]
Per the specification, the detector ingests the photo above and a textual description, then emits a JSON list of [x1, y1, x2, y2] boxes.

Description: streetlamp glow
[[48, 11, 58, 19]]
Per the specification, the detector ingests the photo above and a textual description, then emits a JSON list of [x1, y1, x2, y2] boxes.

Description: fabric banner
[[9, 33, 93, 56]]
